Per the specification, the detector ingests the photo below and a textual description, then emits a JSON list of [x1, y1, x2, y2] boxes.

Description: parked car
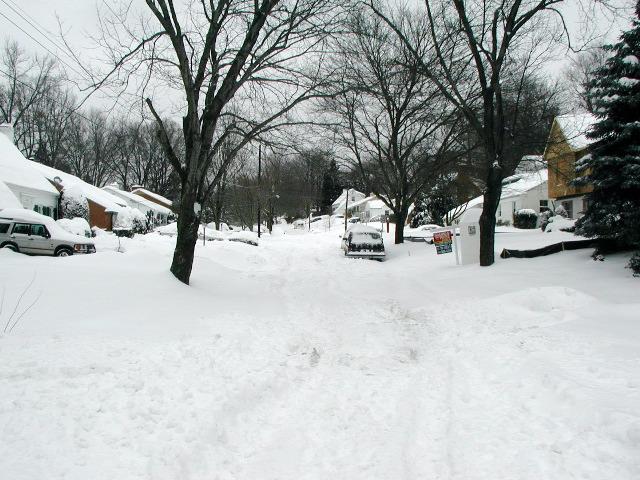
[[341, 224, 385, 259], [403, 224, 443, 243], [0, 209, 96, 257]]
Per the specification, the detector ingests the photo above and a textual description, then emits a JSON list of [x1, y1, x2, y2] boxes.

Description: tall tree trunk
[[479, 164, 502, 266], [171, 185, 200, 284], [393, 204, 409, 244]]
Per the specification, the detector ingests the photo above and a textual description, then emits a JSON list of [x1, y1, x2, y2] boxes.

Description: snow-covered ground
[[1, 226, 638, 479]]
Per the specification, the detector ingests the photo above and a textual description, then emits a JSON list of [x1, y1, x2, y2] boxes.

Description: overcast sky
[[1, 0, 635, 114]]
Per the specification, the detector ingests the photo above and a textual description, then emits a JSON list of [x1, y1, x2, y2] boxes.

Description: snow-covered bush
[[113, 207, 150, 237], [539, 210, 553, 231], [627, 253, 640, 277], [554, 205, 569, 219], [513, 209, 538, 229], [57, 217, 91, 237], [60, 185, 89, 221], [544, 216, 577, 233]]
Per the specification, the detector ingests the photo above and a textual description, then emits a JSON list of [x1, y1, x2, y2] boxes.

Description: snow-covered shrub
[[513, 209, 538, 229], [113, 207, 150, 237], [627, 253, 640, 277], [539, 210, 553, 231], [544, 216, 577, 232], [57, 217, 91, 237], [60, 185, 89, 221], [554, 205, 569, 218]]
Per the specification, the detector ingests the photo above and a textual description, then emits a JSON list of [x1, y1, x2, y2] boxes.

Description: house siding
[[87, 199, 114, 230], [545, 121, 593, 201]]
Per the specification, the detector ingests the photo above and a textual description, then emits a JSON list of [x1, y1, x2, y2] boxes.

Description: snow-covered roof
[[29, 161, 126, 213], [500, 169, 548, 200], [555, 114, 597, 150], [0, 133, 59, 196], [132, 188, 173, 207], [449, 170, 548, 217], [103, 185, 172, 215], [347, 195, 377, 209], [0, 180, 22, 209], [332, 188, 365, 210]]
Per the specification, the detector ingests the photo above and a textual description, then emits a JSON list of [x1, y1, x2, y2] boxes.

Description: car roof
[[347, 224, 381, 234], [0, 208, 55, 224]]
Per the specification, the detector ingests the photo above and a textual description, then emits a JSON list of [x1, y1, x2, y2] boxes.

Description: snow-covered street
[[1, 227, 639, 479]]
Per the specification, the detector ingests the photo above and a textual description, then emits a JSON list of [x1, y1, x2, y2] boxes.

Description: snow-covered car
[[0, 209, 96, 257], [403, 224, 443, 243], [341, 224, 385, 259]]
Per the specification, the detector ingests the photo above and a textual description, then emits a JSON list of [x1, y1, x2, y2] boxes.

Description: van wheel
[[55, 248, 73, 257], [2, 243, 18, 252]]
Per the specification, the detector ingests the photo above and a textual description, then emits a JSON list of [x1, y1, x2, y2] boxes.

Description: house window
[[561, 200, 574, 219], [581, 198, 589, 215], [33, 205, 40, 213], [42, 206, 51, 217], [540, 200, 550, 213]]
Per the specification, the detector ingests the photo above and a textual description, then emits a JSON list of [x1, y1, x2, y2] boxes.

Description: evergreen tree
[[320, 159, 342, 214], [574, 4, 640, 274]]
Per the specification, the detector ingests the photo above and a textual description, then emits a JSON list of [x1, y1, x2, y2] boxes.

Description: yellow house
[[543, 114, 596, 219]]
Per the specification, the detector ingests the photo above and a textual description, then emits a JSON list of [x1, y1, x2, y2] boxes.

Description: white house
[[346, 195, 393, 222], [332, 188, 366, 216], [103, 184, 172, 225], [0, 124, 59, 217], [29, 161, 127, 230], [449, 169, 550, 226]]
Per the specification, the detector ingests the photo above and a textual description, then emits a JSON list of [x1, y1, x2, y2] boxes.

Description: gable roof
[[0, 133, 59, 196], [450, 169, 549, 215], [0, 180, 23, 209], [103, 185, 172, 215], [554, 114, 597, 151], [131, 188, 173, 207], [29, 161, 126, 213]]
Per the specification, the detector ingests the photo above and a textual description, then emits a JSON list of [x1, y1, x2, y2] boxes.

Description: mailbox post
[[458, 208, 481, 265]]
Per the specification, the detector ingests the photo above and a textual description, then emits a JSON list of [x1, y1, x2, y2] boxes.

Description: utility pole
[[257, 144, 262, 238], [344, 188, 349, 232]]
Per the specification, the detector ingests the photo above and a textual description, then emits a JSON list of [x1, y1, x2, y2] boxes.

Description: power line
[[2, 0, 76, 63], [0, 10, 88, 82]]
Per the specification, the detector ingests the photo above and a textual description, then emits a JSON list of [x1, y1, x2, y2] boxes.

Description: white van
[[0, 209, 96, 257]]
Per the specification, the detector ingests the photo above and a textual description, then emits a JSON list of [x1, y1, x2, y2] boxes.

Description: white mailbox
[[458, 208, 482, 265]]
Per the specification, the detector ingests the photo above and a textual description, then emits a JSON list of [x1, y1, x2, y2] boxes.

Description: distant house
[[103, 184, 172, 225], [332, 188, 366, 216], [29, 162, 127, 231], [0, 124, 59, 217], [347, 195, 394, 222], [449, 168, 550, 226], [131, 187, 174, 212], [544, 114, 596, 219]]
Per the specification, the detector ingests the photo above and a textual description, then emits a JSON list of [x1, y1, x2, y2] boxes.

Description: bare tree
[[370, 0, 576, 265], [326, 9, 462, 243], [93, 0, 346, 284]]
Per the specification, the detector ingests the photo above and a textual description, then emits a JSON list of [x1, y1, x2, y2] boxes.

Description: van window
[[31, 224, 48, 237], [12, 223, 30, 235], [0, 223, 10, 234]]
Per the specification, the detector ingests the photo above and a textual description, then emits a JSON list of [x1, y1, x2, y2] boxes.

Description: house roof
[[29, 161, 127, 213], [450, 169, 549, 216], [132, 187, 173, 207], [103, 185, 172, 215], [0, 180, 23, 209], [0, 133, 59, 196], [554, 114, 597, 151], [332, 188, 366, 212]]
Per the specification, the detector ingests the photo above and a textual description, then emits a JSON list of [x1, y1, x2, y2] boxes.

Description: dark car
[[341, 225, 385, 259]]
